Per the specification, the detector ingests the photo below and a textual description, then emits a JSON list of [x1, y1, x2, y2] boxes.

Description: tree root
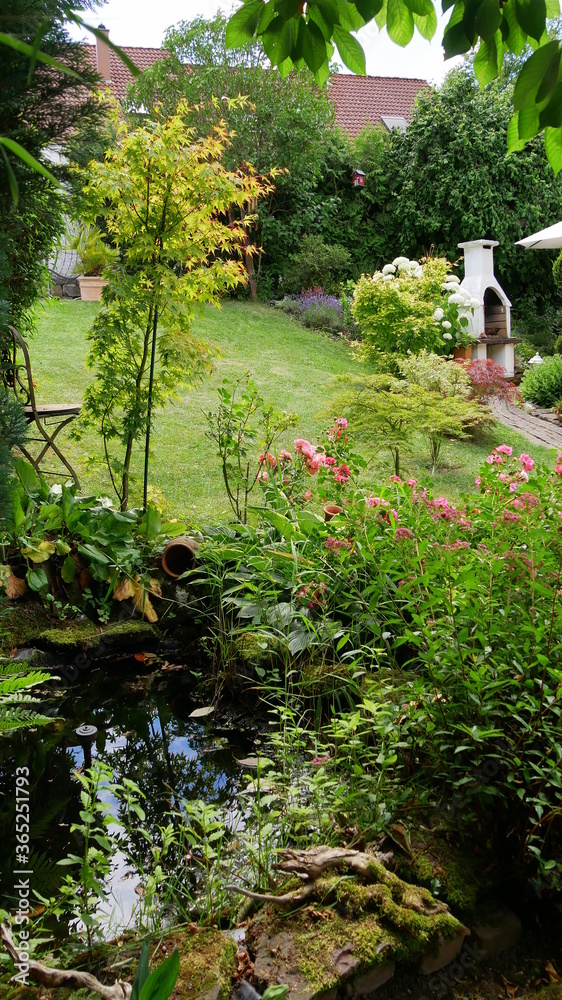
[[1, 924, 133, 1000], [226, 845, 449, 918]]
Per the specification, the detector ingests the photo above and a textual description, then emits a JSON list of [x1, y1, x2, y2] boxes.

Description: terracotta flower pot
[[161, 536, 200, 578], [77, 275, 109, 301], [323, 503, 344, 522], [453, 345, 472, 361]]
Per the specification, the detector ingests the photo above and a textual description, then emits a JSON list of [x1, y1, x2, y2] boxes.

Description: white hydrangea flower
[[413, 266, 423, 278], [392, 256, 409, 268], [470, 298, 480, 308], [448, 293, 465, 305], [433, 307, 444, 321], [447, 274, 460, 284], [371, 272, 383, 282], [443, 332, 453, 340], [382, 273, 394, 281], [442, 320, 452, 329], [382, 263, 396, 275]]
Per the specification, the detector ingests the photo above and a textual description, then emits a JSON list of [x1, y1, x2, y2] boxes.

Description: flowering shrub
[[194, 440, 562, 887], [520, 353, 562, 408], [351, 255, 480, 358], [278, 290, 346, 335]]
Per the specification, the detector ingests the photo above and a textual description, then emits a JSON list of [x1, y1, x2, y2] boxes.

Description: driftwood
[[226, 845, 448, 917], [1, 924, 132, 1000]]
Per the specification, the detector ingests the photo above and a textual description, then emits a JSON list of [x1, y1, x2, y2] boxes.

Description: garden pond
[[0, 661, 268, 936]]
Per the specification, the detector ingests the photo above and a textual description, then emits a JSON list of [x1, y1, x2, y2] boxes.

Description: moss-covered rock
[[247, 865, 467, 1000], [2, 601, 54, 655], [397, 831, 495, 915], [36, 618, 160, 657]]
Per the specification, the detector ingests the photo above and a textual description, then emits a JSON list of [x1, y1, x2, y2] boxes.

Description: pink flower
[[336, 417, 348, 429], [499, 473, 508, 481], [303, 489, 312, 501], [258, 452, 277, 469], [556, 464, 562, 476], [519, 453, 535, 472], [519, 470, 529, 483], [395, 527, 414, 540], [294, 438, 317, 460], [334, 464, 351, 484], [496, 444, 513, 456], [405, 478, 417, 487], [311, 755, 330, 766], [366, 496, 388, 508], [279, 449, 292, 463], [475, 476, 481, 487], [258, 469, 269, 482], [389, 475, 402, 484], [486, 455, 494, 465], [509, 482, 517, 493], [307, 452, 326, 473], [324, 456, 337, 467]]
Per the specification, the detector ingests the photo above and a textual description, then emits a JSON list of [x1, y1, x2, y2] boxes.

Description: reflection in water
[[0, 666, 262, 933]]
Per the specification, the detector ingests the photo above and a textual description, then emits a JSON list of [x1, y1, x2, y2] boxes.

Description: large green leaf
[[131, 941, 151, 1000], [546, 125, 562, 174], [473, 0, 502, 42], [333, 25, 366, 70], [226, 0, 266, 47], [412, 5, 438, 39], [513, 0, 547, 42], [507, 110, 526, 151], [61, 555, 76, 584], [386, 0, 415, 44], [302, 19, 328, 70], [474, 33, 503, 87], [138, 949, 180, 1000], [513, 40, 560, 111]]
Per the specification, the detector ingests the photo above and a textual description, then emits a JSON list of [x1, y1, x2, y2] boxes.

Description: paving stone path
[[490, 400, 562, 450]]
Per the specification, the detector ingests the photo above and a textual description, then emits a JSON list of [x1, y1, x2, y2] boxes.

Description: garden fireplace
[[458, 239, 517, 378]]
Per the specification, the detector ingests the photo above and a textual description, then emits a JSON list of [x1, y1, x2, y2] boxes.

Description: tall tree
[[0, 0, 102, 331], [128, 13, 337, 297], [384, 65, 562, 329]]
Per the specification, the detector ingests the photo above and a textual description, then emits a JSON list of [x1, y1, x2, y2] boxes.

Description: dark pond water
[[0, 663, 264, 933]]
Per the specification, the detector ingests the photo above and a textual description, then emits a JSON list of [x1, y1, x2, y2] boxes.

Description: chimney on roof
[[96, 24, 111, 81]]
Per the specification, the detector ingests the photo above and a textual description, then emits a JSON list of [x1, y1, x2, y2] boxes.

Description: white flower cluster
[[433, 275, 481, 345], [372, 257, 423, 283]]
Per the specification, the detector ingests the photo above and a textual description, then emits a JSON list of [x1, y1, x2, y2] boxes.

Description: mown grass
[[30, 298, 557, 522]]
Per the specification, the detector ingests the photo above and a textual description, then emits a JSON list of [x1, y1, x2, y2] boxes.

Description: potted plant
[[70, 225, 116, 301]]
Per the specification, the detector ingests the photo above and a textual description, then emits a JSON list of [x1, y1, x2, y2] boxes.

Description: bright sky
[[71, 1, 462, 85]]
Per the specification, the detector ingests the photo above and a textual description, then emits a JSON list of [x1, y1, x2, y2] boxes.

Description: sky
[[71, 1, 462, 85]]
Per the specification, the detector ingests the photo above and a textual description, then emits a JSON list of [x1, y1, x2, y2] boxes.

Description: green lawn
[[30, 298, 557, 522]]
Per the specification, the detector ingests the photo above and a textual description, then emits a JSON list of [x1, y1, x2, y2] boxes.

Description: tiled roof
[[329, 73, 429, 136], [82, 44, 167, 101], [82, 44, 428, 134]]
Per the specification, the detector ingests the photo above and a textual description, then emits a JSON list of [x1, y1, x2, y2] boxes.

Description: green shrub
[[520, 355, 562, 407], [282, 235, 351, 295], [351, 255, 470, 357]]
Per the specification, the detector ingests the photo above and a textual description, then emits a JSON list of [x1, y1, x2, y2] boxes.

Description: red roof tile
[[329, 73, 429, 136], [82, 43, 428, 134], [82, 44, 167, 102]]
